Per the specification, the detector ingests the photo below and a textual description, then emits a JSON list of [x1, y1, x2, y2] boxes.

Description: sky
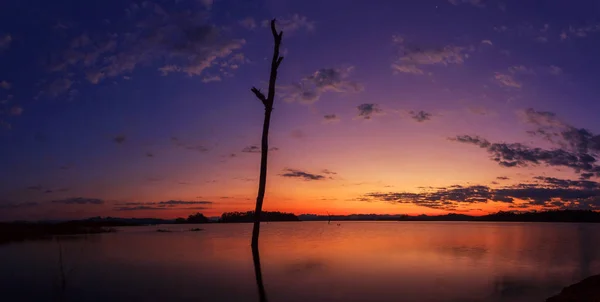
[[3, 0, 600, 220]]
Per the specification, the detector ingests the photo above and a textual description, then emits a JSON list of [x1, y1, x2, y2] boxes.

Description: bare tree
[[250, 19, 284, 248]]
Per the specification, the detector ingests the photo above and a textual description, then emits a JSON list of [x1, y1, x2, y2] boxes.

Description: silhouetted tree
[[187, 213, 209, 224], [250, 19, 284, 248]]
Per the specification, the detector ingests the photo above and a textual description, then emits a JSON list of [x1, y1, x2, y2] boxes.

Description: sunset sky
[[2, 0, 600, 220]]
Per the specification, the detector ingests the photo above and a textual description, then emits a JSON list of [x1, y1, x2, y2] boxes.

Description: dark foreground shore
[[547, 275, 600, 301]]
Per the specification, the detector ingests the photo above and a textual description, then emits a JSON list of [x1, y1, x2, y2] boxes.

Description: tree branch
[[251, 87, 267, 106]]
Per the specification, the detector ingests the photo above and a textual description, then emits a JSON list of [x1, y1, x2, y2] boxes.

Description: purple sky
[[2, 0, 600, 220]]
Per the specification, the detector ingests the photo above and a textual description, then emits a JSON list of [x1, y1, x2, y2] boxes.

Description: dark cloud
[[497, 176, 510, 180], [157, 200, 212, 205], [290, 129, 305, 139], [114, 205, 210, 211], [171, 137, 208, 153], [410, 110, 432, 122], [453, 108, 600, 179], [113, 135, 126, 144], [52, 197, 104, 205], [26, 185, 43, 191], [356, 103, 382, 120], [280, 168, 326, 181], [241, 145, 278, 153], [323, 114, 340, 123], [322, 169, 337, 175], [0, 202, 39, 210], [113, 200, 212, 211], [362, 177, 600, 211], [146, 152, 154, 157], [281, 67, 363, 104]]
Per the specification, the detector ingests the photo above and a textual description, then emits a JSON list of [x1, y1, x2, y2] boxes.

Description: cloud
[[280, 168, 326, 181], [356, 103, 383, 120], [48, 4, 245, 96], [565, 24, 600, 39], [281, 67, 362, 104], [497, 176, 510, 180], [262, 14, 315, 33], [113, 135, 126, 144], [146, 152, 154, 157], [322, 169, 337, 175], [10, 105, 23, 116], [0, 202, 39, 210], [241, 145, 278, 153], [239, 17, 257, 29], [323, 114, 340, 123], [171, 137, 208, 152], [448, 0, 485, 7], [113, 199, 213, 211], [43, 78, 74, 97], [494, 73, 522, 88], [508, 65, 535, 75], [361, 176, 600, 211], [0, 80, 11, 90], [391, 36, 473, 75], [481, 40, 493, 46], [410, 110, 432, 122], [52, 197, 104, 205], [0, 34, 11, 52], [158, 200, 212, 205], [549, 65, 563, 75], [452, 109, 600, 179], [290, 129, 305, 139], [201, 75, 221, 83], [535, 36, 548, 43], [26, 185, 43, 191]]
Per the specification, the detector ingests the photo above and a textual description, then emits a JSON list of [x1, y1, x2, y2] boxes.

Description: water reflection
[[0, 222, 599, 302], [252, 246, 268, 302]]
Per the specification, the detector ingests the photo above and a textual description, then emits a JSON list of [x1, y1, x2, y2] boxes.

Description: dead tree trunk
[[250, 19, 284, 248]]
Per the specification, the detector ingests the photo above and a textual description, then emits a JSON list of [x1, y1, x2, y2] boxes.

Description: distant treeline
[[219, 211, 299, 223], [300, 210, 600, 223]]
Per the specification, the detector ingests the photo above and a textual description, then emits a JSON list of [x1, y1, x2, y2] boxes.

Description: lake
[[2, 221, 599, 302]]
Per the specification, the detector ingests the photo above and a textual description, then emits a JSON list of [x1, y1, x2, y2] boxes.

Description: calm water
[[2, 221, 600, 302]]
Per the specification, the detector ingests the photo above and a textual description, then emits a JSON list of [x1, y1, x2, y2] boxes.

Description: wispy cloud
[[201, 75, 221, 83], [448, 0, 485, 7], [241, 145, 279, 153], [113, 135, 126, 144], [239, 17, 257, 29], [113, 200, 213, 211], [262, 14, 315, 34], [391, 35, 473, 75], [361, 176, 600, 211], [280, 168, 326, 181], [323, 114, 340, 123], [0, 202, 39, 210], [0, 80, 11, 90], [52, 197, 104, 205], [0, 34, 11, 52], [549, 65, 563, 75], [10, 105, 23, 116], [410, 110, 432, 122], [494, 73, 522, 88], [171, 137, 208, 153], [508, 65, 535, 75], [281, 67, 363, 104], [356, 103, 383, 120], [47, 3, 245, 98]]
